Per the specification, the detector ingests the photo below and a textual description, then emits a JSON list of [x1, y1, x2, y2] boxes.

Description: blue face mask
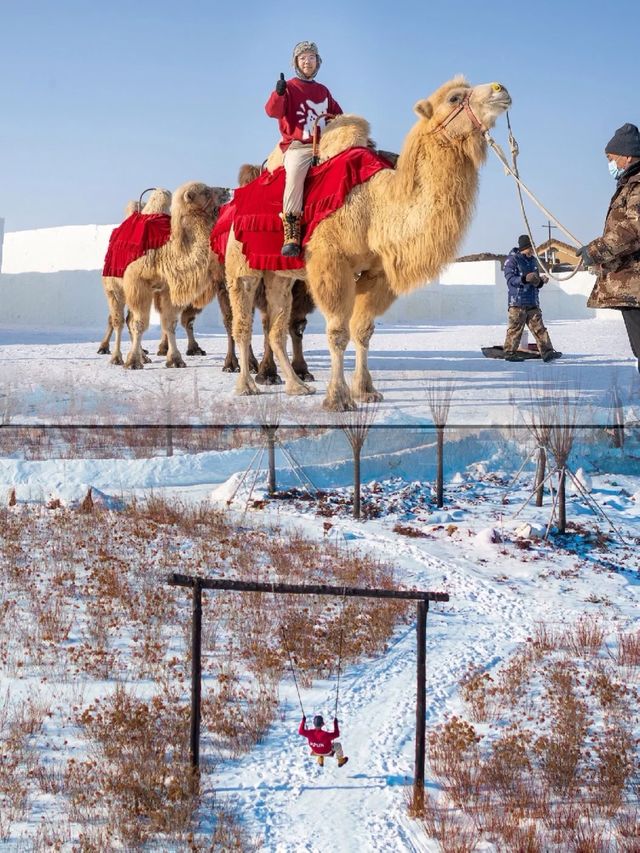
[[608, 159, 625, 179]]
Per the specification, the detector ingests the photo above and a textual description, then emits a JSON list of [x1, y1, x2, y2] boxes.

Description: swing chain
[[280, 623, 305, 718]]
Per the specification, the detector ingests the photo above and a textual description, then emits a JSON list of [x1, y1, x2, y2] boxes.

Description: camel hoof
[[235, 378, 260, 396], [222, 364, 240, 373], [354, 390, 384, 403], [255, 373, 283, 386], [322, 396, 357, 412], [125, 359, 144, 371], [97, 346, 110, 355], [249, 362, 260, 374], [186, 346, 207, 356], [165, 356, 187, 369], [143, 353, 152, 364], [286, 382, 315, 396], [157, 346, 168, 357], [110, 354, 124, 366], [296, 370, 315, 382]]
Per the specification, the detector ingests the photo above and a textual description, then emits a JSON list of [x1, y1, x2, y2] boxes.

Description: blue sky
[[1, 0, 638, 253]]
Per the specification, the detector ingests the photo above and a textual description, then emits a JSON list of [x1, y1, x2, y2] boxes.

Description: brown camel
[[122, 181, 221, 369], [226, 78, 511, 408]]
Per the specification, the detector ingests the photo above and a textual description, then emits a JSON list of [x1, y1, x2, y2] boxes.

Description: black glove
[[275, 73, 286, 96], [537, 274, 548, 288], [575, 245, 594, 266], [524, 272, 541, 285]]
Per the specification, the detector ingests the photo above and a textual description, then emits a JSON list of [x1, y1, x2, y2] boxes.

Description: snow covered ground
[[1, 316, 639, 851]]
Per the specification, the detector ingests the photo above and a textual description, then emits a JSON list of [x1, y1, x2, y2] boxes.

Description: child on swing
[[299, 714, 348, 768], [265, 40, 343, 257]]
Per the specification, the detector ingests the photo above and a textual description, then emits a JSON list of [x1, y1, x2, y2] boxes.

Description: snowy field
[[1, 316, 639, 851]]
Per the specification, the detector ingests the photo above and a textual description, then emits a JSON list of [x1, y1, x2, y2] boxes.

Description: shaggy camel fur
[[122, 181, 221, 369], [226, 78, 511, 408]]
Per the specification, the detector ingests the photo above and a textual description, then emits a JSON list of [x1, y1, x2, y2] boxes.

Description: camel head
[[141, 188, 172, 215], [172, 181, 221, 223], [414, 76, 511, 166]]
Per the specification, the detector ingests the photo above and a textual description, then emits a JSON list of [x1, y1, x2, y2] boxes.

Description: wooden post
[[413, 599, 428, 811], [190, 579, 202, 784], [436, 426, 444, 508], [266, 427, 276, 495], [353, 445, 361, 519]]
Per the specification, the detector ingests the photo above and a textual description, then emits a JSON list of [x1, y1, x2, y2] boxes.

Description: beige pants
[[283, 142, 314, 214]]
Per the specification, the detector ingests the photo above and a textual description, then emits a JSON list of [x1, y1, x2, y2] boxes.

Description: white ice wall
[[1, 224, 115, 274], [0, 223, 599, 329]]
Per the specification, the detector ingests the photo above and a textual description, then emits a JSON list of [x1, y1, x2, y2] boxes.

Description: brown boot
[[337, 756, 349, 768], [281, 212, 302, 257], [316, 755, 324, 767]]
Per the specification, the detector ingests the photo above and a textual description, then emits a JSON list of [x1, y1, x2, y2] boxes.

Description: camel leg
[[306, 263, 356, 411], [183, 306, 206, 356], [124, 298, 152, 370], [290, 280, 315, 381], [229, 275, 261, 395], [108, 291, 126, 367], [350, 272, 396, 402], [128, 309, 151, 363], [217, 282, 259, 373], [255, 307, 282, 386], [264, 273, 314, 396], [157, 292, 186, 368], [97, 314, 113, 355]]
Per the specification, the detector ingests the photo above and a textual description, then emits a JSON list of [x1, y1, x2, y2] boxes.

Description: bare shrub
[[74, 685, 196, 846], [564, 613, 606, 658]]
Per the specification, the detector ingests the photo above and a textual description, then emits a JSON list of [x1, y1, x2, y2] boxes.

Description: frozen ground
[[0, 317, 639, 851]]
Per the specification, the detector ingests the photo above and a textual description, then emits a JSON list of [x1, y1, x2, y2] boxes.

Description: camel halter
[[484, 113, 585, 281], [429, 93, 487, 138]]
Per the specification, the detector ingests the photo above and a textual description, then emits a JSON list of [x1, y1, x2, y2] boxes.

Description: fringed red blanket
[[210, 147, 393, 271], [102, 212, 172, 277]]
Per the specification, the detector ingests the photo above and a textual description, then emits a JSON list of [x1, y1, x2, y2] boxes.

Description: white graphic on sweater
[[296, 97, 329, 141]]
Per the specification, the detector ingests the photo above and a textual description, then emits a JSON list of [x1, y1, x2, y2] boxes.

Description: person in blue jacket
[[502, 234, 561, 362]]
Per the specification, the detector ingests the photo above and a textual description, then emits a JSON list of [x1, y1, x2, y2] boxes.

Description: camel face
[[414, 77, 511, 138], [175, 181, 219, 219]]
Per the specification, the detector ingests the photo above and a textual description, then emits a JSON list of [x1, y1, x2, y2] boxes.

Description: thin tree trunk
[[353, 445, 361, 520], [266, 428, 276, 495], [436, 426, 444, 509], [166, 426, 173, 457], [535, 446, 546, 507], [558, 467, 566, 533]]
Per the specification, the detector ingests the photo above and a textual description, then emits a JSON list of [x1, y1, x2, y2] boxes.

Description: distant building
[[458, 239, 580, 270], [536, 238, 581, 267]]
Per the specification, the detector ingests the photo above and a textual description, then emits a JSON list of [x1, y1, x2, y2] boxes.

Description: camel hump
[[318, 114, 371, 162], [263, 115, 372, 174], [141, 188, 172, 215]]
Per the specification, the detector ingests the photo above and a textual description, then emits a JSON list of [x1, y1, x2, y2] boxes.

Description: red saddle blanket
[[210, 146, 393, 271], [102, 212, 172, 277]]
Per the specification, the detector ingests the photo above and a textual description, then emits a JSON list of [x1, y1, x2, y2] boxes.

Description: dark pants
[[620, 308, 640, 358], [504, 307, 553, 356]]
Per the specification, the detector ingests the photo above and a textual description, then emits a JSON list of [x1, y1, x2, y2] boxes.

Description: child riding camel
[[298, 714, 348, 767], [265, 41, 343, 256]]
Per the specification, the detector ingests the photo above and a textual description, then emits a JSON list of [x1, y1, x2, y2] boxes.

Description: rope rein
[[485, 113, 585, 282]]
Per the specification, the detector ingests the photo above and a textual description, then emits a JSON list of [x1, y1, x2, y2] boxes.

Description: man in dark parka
[[577, 123, 640, 369]]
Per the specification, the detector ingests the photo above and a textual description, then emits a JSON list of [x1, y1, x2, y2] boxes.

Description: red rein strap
[[429, 94, 486, 138]]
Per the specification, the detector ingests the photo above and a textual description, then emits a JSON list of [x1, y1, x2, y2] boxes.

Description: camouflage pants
[[504, 307, 553, 356]]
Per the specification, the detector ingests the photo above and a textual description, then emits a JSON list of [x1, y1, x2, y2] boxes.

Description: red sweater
[[265, 77, 343, 150], [298, 718, 339, 754]]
